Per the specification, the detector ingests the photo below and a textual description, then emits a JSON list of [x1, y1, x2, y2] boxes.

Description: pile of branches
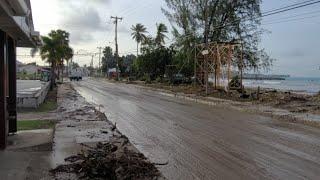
[[51, 142, 161, 180]]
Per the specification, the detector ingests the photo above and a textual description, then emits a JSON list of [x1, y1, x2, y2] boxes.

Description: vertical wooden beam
[[214, 46, 218, 90], [227, 45, 232, 94], [8, 37, 17, 133], [240, 43, 244, 94], [0, 30, 8, 149], [194, 45, 197, 86]]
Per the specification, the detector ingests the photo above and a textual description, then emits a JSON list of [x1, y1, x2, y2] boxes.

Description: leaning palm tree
[[155, 23, 168, 47], [131, 23, 147, 56]]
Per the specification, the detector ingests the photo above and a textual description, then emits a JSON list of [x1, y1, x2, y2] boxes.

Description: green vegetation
[[163, 0, 273, 70], [113, 1, 273, 84], [37, 100, 57, 112], [18, 120, 55, 131], [101, 46, 136, 77], [17, 72, 41, 80], [18, 100, 57, 113], [32, 29, 74, 89], [131, 23, 148, 56]]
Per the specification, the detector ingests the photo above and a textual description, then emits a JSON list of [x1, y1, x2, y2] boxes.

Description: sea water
[[243, 77, 320, 94]]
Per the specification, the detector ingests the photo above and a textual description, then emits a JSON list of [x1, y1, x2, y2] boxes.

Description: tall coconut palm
[[155, 23, 168, 47], [131, 23, 147, 56], [62, 47, 74, 82], [40, 36, 59, 89], [38, 30, 73, 89]]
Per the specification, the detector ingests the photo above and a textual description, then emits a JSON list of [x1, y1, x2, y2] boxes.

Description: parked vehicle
[[69, 68, 83, 81]]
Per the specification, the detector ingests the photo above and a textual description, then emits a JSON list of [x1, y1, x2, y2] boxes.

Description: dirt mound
[[51, 142, 161, 180]]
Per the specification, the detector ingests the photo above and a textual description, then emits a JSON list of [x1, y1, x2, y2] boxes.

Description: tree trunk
[[50, 62, 56, 90], [57, 67, 60, 80], [137, 42, 139, 57], [61, 65, 64, 83]]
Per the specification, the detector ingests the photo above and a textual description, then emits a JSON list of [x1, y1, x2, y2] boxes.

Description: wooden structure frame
[[194, 42, 242, 94]]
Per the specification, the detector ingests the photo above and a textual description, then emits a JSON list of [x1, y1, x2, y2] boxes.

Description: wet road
[[73, 78, 320, 180]]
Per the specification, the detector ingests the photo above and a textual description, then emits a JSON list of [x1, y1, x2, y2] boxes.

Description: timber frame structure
[[194, 42, 243, 94]]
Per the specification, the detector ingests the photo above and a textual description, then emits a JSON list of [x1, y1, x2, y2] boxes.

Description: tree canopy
[[162, 0, 273, 70], [39, 29, 73, 87], [131, 23, 148, 56]]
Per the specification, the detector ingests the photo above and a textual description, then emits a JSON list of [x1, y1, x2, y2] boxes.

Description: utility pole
[[111, 16, 122, 81], [91, 54, 94, 76], [97, 47, 102, 77]]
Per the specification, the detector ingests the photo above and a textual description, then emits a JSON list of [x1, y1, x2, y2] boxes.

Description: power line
[[263, 13, 320, 25], [263, 0, 316, 14], [263, 9, 320, 23], [262, 0, 320, 17], [121, 0, 155, 17], [209, 0, 320, 31]]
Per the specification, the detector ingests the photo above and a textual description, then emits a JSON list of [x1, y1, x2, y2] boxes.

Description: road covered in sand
[[73, 78, 320, 180]]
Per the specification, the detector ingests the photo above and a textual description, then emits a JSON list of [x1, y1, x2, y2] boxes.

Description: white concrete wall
[[17, 81, 50, 108]]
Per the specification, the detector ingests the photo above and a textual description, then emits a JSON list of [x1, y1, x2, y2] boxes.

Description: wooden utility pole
[[97, 47, 102, 76], [111, 16, 122, 81], [91, 54, 94, 76]]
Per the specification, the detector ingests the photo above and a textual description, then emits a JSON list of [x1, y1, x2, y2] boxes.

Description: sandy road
[[73, 78, 320, 180]]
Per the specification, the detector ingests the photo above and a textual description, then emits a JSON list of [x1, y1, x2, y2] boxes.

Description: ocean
[[243, 77, 320, 95]]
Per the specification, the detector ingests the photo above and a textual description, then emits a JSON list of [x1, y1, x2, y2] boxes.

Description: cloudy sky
[[18, 0, 320, 77]]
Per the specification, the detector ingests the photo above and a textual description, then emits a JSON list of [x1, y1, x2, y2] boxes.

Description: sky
[[17, 0, 320, 77]]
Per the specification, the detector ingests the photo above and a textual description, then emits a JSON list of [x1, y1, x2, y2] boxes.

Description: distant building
[[17, 62, 39, 74], [108, 68, 120, 78], [0, 0, 41, 149]]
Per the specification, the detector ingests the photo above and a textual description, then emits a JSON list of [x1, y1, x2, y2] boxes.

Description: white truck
[[69, 68, 83, 81]]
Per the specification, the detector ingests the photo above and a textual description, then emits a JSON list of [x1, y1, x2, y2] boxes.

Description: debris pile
[[51, 142, 161, 180]]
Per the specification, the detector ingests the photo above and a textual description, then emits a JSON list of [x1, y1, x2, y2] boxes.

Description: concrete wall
[[17, 81, 50, 109]]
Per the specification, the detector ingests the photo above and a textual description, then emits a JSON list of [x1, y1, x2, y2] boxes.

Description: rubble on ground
[[51, 141, 161, 180], [51, 83, 163, 180]]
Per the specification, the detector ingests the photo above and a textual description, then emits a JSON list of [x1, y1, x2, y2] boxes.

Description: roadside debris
[[51, 142, 161, 180], [51, 83, 163, 180], [130, 81, 320, 116]]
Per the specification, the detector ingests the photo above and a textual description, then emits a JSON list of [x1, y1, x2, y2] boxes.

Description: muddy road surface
[[72, 78, 320, 180]]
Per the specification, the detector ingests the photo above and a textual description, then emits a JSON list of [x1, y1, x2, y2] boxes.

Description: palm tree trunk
[[50, 62, 56, 90], [57, 67, 60, 80], [137, 42, 139, 57], [61, 65, 64, 83]]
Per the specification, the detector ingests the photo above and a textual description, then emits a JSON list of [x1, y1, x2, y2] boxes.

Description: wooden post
[[0, 30, 8, 149], [214, 46, 218, 90], [194, 45, 197, 86], [227, 45, 232, 95], [8, 37, 17, 133], [240, 42, 244, 94]]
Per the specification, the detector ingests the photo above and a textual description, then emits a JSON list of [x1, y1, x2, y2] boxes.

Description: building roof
[[0, 0, 41, 47]]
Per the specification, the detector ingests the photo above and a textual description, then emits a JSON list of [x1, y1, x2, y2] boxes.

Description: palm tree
[[155, 23, 168, 47], [38, 30, 73, 88], [62, 47, 74, 82], [131, 23, 147, 56], [40, 36, 58, 89]]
